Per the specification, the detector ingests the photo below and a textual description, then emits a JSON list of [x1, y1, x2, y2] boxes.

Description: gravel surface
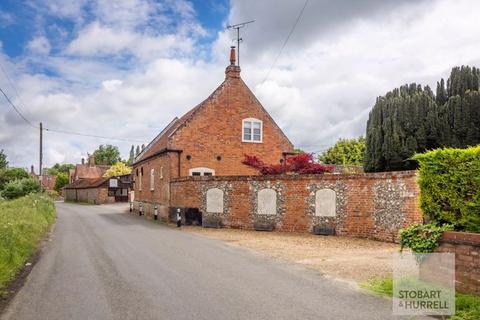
[[182, 227, 398, 283]]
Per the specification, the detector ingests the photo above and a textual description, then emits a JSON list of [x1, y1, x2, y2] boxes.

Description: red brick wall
[[133, 69, 293, 207], [169, 171, 422, 242], [169, 71, 293, 177], [132, 154, 172, 206], [435, 231, 480, 295]]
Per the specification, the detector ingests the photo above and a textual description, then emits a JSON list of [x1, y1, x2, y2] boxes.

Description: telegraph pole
[[39, 122, 43, 177], [227, 20, 255, 67]]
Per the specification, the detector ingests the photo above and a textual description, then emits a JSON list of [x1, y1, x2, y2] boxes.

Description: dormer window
[[242, 118, 262, 143]]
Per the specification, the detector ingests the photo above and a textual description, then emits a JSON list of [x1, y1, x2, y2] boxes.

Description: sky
[[0, 0, 479, 169]]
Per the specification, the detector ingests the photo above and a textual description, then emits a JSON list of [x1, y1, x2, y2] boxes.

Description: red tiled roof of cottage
[[64, 177, 109, 189], [73, 164, 110, 180], [40, 175, 57, 190]]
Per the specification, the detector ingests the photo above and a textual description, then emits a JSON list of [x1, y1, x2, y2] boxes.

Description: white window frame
[[242, 118, 263, 143], [138, 169, 142, 191], [150, 168, 155, 191], [188, 167, 215, 176]]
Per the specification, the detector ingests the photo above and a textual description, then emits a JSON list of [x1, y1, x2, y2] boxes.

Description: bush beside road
[[0, 195, 56, 295]]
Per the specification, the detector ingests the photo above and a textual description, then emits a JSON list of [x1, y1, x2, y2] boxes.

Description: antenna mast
[[227, 20, 255, 67]]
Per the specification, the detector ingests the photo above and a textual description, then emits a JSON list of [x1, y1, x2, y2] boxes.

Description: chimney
[[225, 46, 241, 79], [88, 154, 96, 166], [230, 46, 236, 65], [31, 165, 35, 175], [81, 158, 85, 165]]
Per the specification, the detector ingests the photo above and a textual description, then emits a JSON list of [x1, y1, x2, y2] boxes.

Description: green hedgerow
[[413, 145, 480, 232], [1, 178, 41, 200]]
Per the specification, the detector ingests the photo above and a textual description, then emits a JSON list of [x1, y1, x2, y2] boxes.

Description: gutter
[[132, 148, 183, 167]]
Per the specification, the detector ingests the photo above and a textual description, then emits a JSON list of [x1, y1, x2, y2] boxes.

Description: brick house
[[69, 154, 110, 183], [132, 47, 294, 218], [30, 165, 56, 191], [64, 154, 131, 204]]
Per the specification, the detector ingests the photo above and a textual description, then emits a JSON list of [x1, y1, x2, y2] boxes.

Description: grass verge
[[0, 194, 56, 296], [362, 277, 480, 319]]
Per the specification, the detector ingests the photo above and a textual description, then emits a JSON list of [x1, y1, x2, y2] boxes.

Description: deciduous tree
[[0, 149, 7, 169], [103, 161, 132, 177], [319, 137, 365, 166], [93, 145, 121, 165]]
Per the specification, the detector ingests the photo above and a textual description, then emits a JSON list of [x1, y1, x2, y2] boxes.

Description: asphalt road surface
[[2, 202, 405, 320]]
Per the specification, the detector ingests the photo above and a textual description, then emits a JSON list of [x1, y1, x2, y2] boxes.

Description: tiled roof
[[74, 164, 110, 179], [133, 82, 226, 164], [64, 177, 109, 189]]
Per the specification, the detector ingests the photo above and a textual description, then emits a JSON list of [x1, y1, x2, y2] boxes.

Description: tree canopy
[[93, 145, 121, 165], [46, 163, 74, 176], [54, 173, 69, 191], [0, 149, 7, 169], [127, 145, 135, 165], [319, 137, 365, 166], [103, 161, 132, 177], [365, 65, 480, 172]]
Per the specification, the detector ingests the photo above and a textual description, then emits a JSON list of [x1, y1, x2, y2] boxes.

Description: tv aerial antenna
[[227, 20, 255, 67]]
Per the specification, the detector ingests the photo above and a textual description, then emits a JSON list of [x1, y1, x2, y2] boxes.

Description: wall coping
[[441, 231, 480, 247], [171, 170, 418, 183]]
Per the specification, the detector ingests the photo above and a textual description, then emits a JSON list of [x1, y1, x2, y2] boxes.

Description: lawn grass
[[0, 194, 56, 295], [362, 277, 480, 319]]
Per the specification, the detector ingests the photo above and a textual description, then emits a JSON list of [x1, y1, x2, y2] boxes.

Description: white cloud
[[1, 0, 480, 168], [66, 22, 137, 56], [221, 0, 480, 151], [0, 10, 13, 26], [66, 20, 196, 60], [26, 36, 51, 55], [102, 79, 123, 92]]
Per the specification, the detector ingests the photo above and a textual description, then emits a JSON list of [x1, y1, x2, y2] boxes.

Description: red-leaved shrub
[[242, 153, 333, 175]]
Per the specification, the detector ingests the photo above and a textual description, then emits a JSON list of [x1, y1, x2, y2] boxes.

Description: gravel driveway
[[182, 227, 399, 284]]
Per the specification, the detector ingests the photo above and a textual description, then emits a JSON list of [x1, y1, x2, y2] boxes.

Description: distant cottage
[[64, 154, 131, 204], [132, 47, 294, 217]]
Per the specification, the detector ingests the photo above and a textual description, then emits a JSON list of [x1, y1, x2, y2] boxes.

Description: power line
[[0, 60, 33, 120], [262, 0, 309, 83], [0, 86, 37, 128], [44, 127, 147, 143], [0, 84, 146, 143]]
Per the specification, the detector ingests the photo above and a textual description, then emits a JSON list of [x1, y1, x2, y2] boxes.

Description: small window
[[160, 166, 163, 179], [150, 169, 155, 191], [189, 167, 215, 176], [139, 170, 142, 191], [242, 118, 263, 143]]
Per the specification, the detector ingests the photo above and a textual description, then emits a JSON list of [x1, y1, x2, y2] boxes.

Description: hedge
[[413, 145, 480, 232]]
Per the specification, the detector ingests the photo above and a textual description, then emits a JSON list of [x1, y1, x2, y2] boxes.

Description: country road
[[2, 202, 403, 320]]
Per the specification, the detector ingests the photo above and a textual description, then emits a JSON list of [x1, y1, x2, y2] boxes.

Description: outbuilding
[[64, 176, 130, 204]]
